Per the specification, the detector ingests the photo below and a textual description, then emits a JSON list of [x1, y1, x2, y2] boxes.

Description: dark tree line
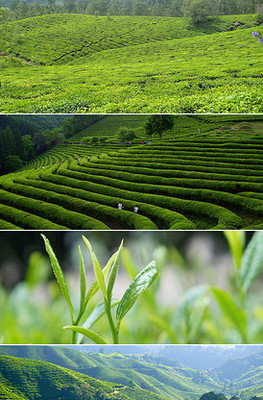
[[0, 115, 106, 174], [199, 392, 263, 400], [62, 115, 105, 139], [0, 116, 65, 174], [0, 0, 261, 22]]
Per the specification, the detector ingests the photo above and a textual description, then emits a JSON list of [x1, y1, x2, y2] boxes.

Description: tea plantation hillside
[[70, 115, 149, 142], [69, 114, 263, 142], [0, 14, 254, 66], [0, 354, 174, 400], [0, 347, 221, 399], [0, 131, 262, 230], [1, 13, 263, 112], [1, 347, 263, 399]]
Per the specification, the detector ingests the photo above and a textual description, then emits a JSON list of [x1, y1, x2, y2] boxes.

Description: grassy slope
[[1, 348, 263, 398], [69, 114, 263, 142], [72, 115, 149, 141], [1, 14, 255, 65], [1, 14, 262, 112], [0, 349, 219, 400], [0, 354, 172, 400], [0, 345, 92, 369]]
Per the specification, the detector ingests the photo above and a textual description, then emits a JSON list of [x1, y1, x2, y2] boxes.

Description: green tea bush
[[19, 175, 195, 229], [42, 235, 159, 344], [0, 133, 262, 229], [58, 167, 243, 229], [0, 14, 263, 112], [0, 200, 67, 229], [0, 186, 107, 229]]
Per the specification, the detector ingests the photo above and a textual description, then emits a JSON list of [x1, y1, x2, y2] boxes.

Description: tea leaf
[[26, 251, 50, 288], [84, 251, 118, 307], [42, 234, 75, 322], [116, 261, 158, 322], [82, 236, 107, 300], [210, 286, 247, 342], [121, 247, 139, 279], [224, 231, 245, 270], [107, 240, 123, 302], [78, 246, 86, 316], [239, 231, 263, 294], [175, 285, 208, 342], [188, 296, 209, 343], [63, 326, 107, 344]]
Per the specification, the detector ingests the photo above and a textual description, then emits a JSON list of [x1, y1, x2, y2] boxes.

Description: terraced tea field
[[1, 13, 263, 112], [0, 137, 262, 230]]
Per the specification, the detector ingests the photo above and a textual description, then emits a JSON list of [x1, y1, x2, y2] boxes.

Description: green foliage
[[1, 231, 263, 344], [43, 235, 158, 344], [4, 155, 23, 171], [117, 127, 137, 143], [239, 232, 263, 295], [199, 393, 227, 400], [182, 0, 213, 25], [145, 115, 174, 140], [0, 121, 263, 229], [0, 14, 261, 112], [91, 136, 99, 145]]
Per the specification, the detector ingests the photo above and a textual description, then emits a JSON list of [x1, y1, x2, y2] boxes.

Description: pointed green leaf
[[82, 236, 107, 299], [42, 234, 75, 322], [84, 251, 118, 308], [224, 231, 245, 270], [116, 261, 159, 322], [121, 247, 139, 279], [174, 285, 208, 342], [79, 246, 86, 316], [210, 286, 247, 342], [107, 240, 123, 302], [188, 296, 209, 342], [63, 326, 107, 344], [239, 231, 263, 294]]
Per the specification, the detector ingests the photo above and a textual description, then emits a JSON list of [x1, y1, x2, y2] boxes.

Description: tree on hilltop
[[145, 115, 174, 140], [181, 0, 214, 25]]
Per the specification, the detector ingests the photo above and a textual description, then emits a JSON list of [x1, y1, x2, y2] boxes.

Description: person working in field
[[133, 205, 139, 213], [118, 202, 124, 210]]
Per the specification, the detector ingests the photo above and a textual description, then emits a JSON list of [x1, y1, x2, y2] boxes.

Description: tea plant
[[0, 14, 262, 112], [148, 231, 263, 344], [1, 231, 263, 344], [42, 234, 159, 344], [1, 128, 263, 230]]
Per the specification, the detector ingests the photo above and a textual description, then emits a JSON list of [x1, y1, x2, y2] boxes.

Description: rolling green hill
[[0, 115, 262, 230], [0, 13, 262, 112], [0, 347, 220, 400], [1, 347, 263, 399], [70, 115, 149, 141], [0, 354, 173, 400], [1, 14, 255, 66], [0, 347, 220, 399]]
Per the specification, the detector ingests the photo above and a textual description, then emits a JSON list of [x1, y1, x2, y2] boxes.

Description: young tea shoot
[[42, 234, 159, 344]]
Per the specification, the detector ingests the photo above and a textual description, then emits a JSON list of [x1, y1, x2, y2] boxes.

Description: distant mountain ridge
[[1, 346, 263, 399]]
